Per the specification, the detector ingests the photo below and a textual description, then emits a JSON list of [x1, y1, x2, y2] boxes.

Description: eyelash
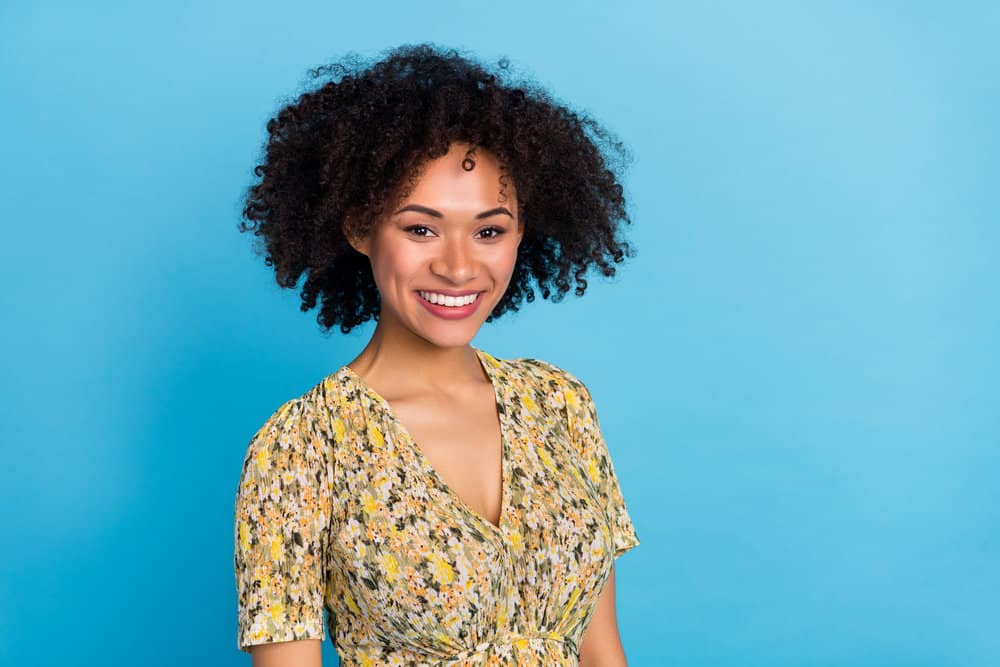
[[403, 225, 506, 240]]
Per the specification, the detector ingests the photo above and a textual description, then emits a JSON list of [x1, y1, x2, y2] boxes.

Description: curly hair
[[238, 42, 636, 335]]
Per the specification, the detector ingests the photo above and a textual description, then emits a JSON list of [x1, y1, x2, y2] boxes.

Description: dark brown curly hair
[[238, 42, 636, 335]]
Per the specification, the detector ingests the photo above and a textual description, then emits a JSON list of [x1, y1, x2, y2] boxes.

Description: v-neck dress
[[233, 347, 640, 665]]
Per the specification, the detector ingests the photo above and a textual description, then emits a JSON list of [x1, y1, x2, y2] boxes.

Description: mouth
[[416, 290, 484, 307], [414, 290, 486, 319]]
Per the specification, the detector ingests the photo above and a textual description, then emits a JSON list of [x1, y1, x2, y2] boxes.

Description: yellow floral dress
[[234, 346, 640, 665]]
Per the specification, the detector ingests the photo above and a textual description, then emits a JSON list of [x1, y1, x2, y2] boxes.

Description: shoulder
[[257, 377, 332, 430], [242, 376, 340, 467], [255, 368, 354, 440], [247, 396, 307, 443], [504, 357, 603, 454]]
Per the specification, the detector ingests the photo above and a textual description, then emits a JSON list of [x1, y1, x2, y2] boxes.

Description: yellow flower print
[[238, 520, 251, 551], [332, 417, 346, 441], [362, 490, 377, 515], [430, 554, 454, 585], [269, 533, 283, 563], [249, 626, 266, 644], [345, 589, 361, 615], [267, 600, 285, 622], [254, 446, 270, 475], [588, 456, 600, 484], [508, 530, 523, 555], [564, 587, 582, 614], [565, 386, 580, 411], [537, 446, 556, 471], [367, 423, 385, 449], [381, 553, 400, 583]]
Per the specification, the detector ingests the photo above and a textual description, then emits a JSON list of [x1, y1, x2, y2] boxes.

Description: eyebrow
[[393, 204, 514, 219]]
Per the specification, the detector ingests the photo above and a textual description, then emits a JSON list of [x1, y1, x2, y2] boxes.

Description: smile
[[414, 290, 485, 320], [417, 291, 482, 307]]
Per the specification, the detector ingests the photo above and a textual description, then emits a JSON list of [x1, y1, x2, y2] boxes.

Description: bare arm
[[577, 564, 630, 667], [249, 638, 323, 667]]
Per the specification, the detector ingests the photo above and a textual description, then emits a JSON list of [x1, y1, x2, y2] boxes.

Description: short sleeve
[[233, 397, 334, 653], [561, 371, 641, 559]]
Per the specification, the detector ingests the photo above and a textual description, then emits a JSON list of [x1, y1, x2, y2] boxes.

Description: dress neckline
[[336, 346, 511, 536]]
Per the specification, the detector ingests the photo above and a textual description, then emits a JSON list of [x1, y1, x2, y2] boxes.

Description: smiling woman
[[234, 42, 641, 666]]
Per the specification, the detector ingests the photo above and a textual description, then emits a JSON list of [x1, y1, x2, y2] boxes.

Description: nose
[[429, 235, 478, 283]]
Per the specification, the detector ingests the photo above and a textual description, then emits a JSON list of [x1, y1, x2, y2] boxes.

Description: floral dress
[[234, 346, 640, 665]]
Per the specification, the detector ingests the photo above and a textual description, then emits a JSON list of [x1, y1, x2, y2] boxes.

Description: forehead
[[401, 143, 516, 213]]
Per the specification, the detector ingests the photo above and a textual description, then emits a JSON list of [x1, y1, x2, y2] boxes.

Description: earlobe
[[343, 217, 371, 257], [349, 235, 370, 257]]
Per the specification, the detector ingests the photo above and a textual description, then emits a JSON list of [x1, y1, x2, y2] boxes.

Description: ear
[[343, 216, 371, 257]]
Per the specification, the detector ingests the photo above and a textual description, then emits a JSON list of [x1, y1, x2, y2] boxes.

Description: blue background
[[3, 1, 998, 665]]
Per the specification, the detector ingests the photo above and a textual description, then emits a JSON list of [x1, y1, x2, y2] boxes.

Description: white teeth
[[419, 291, 480, 307]]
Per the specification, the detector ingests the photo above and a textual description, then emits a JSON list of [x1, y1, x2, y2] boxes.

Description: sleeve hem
[[237, 618, 328, 654], [612, 533, 640, 559]]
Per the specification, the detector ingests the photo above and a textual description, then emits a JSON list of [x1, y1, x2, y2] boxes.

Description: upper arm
[[234, 397, 335, 658], [577, 564, 628, 667], [249, 638, 323, 667]]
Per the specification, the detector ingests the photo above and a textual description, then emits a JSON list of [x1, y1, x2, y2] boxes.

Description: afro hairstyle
[[238, 42, 636, 335]]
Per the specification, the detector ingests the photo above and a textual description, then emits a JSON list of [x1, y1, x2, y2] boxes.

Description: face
[[347, 142, 524, 348]]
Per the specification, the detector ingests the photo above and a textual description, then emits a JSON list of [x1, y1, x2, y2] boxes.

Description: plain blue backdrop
[[3, 1, 998, 665]]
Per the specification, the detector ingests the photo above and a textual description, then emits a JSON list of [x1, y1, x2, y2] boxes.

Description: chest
[[384, 381, 504, 528]]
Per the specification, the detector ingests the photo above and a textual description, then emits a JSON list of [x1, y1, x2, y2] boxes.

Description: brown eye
[[403, 225, 433, 237], [477, 227, 506, 240]]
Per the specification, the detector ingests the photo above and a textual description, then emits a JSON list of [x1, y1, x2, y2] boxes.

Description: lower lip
[[415, 291, 485, 320]]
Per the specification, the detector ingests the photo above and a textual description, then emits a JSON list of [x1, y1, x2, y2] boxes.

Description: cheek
[[490, 243, 520, 280], [370, 243, 423, 289]]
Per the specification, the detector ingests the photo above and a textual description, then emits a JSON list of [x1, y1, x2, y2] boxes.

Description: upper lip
[[416, 289, 484, 296]]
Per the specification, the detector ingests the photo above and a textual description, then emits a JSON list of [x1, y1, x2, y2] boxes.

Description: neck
[[344, 311, 485, 398]]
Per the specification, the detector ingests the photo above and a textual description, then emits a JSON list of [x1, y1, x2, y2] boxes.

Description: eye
[[403, 225, 434, 237], [477, 226, 507, 240]]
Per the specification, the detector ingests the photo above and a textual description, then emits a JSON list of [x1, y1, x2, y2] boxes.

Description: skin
[[249, 141, 628, 666]]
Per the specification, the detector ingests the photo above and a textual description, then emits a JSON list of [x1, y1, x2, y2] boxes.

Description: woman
[[234, 43, 640, 666]]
